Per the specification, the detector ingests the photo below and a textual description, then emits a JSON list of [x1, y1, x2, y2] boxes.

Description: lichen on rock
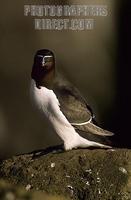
[[0, 148, 131, 200]]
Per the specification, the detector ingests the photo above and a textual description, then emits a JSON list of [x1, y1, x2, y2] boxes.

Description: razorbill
[[30, 49, 114, 150]]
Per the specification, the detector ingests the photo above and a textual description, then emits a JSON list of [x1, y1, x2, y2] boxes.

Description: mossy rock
[[0, 148, 131, 200]]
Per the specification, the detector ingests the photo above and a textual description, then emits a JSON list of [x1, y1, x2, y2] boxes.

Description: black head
[[31, 49, 55, 88]]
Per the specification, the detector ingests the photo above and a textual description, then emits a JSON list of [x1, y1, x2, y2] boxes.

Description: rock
[[0, 179, 67, 200], [0, 148, 131, 200]]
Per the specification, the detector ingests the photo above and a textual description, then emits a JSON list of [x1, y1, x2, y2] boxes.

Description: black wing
[[53, 75, 94, 124], [53, 74, 114, 137]]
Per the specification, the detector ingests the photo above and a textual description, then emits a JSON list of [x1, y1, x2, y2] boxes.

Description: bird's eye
[[35, 55, 43, 64]]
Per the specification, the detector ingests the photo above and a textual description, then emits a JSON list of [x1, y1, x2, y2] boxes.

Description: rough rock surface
[[0, 179, 67, 200], [0, 148, 131, 200]]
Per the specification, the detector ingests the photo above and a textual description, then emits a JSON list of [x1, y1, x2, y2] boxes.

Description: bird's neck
[[37, 68, 55, 89]]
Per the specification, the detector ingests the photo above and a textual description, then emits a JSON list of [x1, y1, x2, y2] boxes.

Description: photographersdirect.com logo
[[24, 5, 108, 31]]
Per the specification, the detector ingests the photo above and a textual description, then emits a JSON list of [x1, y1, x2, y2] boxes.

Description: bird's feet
[[64, 135, 112, 151]]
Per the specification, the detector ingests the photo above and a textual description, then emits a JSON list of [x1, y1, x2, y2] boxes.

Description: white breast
[[30, 80, 79, 145]]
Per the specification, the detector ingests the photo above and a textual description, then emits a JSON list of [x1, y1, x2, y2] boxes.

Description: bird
[[30, 49, 114, 151]]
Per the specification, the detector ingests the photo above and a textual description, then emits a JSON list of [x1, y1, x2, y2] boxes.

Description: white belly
[[30, 80, 79, 145]]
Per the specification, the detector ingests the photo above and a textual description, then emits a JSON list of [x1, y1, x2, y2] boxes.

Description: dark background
[[0, 0, 130, 157]]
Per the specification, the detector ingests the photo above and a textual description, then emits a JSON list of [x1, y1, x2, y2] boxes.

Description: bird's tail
[[86, 123, 114, 137]]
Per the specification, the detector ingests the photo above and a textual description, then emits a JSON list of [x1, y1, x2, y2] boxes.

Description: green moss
[[0, 149, 131, 200]]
